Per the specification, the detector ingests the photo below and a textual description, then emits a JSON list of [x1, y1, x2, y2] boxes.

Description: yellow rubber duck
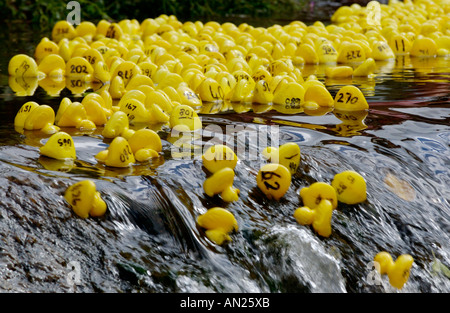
[[300, 182, 338, 210], [203, 167, 240, 202], [196, 207, 238, 245], [51, 20, 76, 43], [37, 54, 66, 78], [102, 111, 135, 139], [252, 80, 274, 105], [371, 41, 395, 60], [331, 170, 367, 204], [410, 37, 438, 57], [127, 128, 162, 162], [40, 131, 76, 160], [92, 62, 110, 85], [66, 56, 94, 80], [337, 42, 366, 63], [303, 84, 334, 108], [14, 101, 40, 129], [294, 199, 333, 237], [177, 84, 203, 107], [262, 142, 301, 175], [325, 66, 353, 79], [256, 163, 291, 200], [55, 98, 96, 130], [110, 75, 126, 99], [118, 98, 150, 124], [64, 180, 107, 218], [8, 54, 43, 78], [95, 136, 135, 168], [81, 93, 110, 126], [202, 144, 238, 174], [353, 58, 376, 77], [334, 85, 369, 111], [374, 252, 414, 289], [34, 37, 59, 63], [20, 104, 60, 134], [272, 81, 305, 107], [169, 104, 202, 131]]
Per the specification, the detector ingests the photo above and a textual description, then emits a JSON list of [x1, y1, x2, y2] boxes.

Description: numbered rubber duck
[[371, 41, 395, 60], [252, 80, 274, 105], [410, 37, 438, 58], [177, 84, 203, 107], [331, 170, 367, 204], [95, 136, 135, 168], [118, 97, 150, 124], [40, 131, 76, 160], [196, 207, 238, 245], [374, 252, 414, 289], [64, 180, 107, 218], [337, 42, 366, 63], [51, 20, 77, 43], [202, 144, 238, 174], [15, 103, 60, 134], [262, 142, 301, 175], [102, 111, 135, 139], [66, 56, 94, 81], [169, 104, 202, 131], [317, 42, 338, 63], [196, 77, 225, 102], [127, 128, 162, 162], [300, 182, 338, 210], [294, 199, 333, 237], [14, 101, 40, 129], [34, 37, 59, 63], [272, 81, 305, 107], [8, 54, 43, 78], [334, 85, 369, 111], [203, 167, 240, 202], [256, 163, 291, 200]]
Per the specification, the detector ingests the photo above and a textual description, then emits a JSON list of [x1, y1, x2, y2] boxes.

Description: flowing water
[[0, 21, 449, 293]]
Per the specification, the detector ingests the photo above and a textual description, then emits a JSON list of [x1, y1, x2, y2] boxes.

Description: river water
[[0, 21, 449, 293]]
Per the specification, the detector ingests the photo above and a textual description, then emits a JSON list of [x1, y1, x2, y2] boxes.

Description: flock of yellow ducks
[[9, 0, 447, 290]]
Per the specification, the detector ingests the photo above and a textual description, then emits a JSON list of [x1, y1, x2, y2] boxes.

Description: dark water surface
[[0, 21, 449, 293]]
